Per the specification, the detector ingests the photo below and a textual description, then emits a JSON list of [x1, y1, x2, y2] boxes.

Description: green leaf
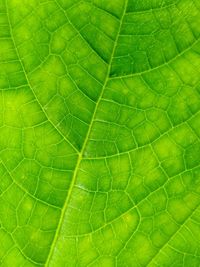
[[1, 0, 200, 266]]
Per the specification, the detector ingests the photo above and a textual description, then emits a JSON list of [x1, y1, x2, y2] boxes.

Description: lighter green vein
[[45, 1, 129, 265], [0, 161, 61, 210], [55, 0, 109, 65], [5, 1, 79, 156], [147, 203, 200, 266], [109, 37, 200, 80], [65, 164, 193, 238]]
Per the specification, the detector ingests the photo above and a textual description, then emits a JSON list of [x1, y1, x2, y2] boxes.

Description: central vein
[[44, 1, 128, 265]]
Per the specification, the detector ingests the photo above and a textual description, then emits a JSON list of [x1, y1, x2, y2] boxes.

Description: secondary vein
[[5, 0, 79, 155]]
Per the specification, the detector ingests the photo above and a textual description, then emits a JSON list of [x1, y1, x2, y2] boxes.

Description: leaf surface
[[1, 0, 200, 266]]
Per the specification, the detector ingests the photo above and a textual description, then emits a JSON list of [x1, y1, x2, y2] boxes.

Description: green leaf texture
[[1, 0, 200, 266]]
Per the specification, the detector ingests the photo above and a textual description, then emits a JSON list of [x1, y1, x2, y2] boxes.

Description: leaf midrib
[[45, 0, 128, 265]]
